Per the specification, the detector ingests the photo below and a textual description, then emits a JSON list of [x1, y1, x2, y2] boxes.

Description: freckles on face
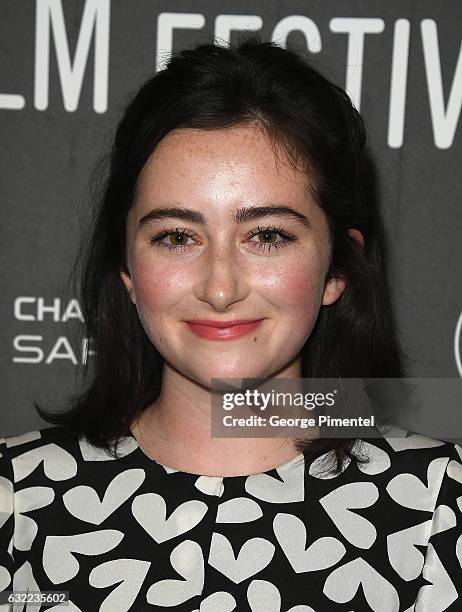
[[135, 261, 191, 300], [130, 261, 192, 343], [242, 231, 329, 307], [133, 245, 328, 341], [122, 124, 338, 381], [255, 254, 328, 340]]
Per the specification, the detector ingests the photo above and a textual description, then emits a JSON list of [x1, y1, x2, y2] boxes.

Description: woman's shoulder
[[0, 425, 140, 485], [352, 429, 462, 510], [310, 427, 461, 492], [355, 426, 462, 475], [0, 426, 77, 480], [1, 425, 77, 453], [365, 426, 462, 464]]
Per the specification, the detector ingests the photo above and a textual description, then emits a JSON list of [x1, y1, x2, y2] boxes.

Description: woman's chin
[[192, 369, 272, 390]]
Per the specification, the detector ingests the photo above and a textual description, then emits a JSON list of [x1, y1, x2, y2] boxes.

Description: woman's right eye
[[149, 227, 198, 252]]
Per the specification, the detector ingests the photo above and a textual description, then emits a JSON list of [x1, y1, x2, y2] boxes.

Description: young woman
[[0, 38, 461, 612]]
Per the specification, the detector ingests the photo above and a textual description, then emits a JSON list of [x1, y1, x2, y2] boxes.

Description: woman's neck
[[129, 363, 314, 476]]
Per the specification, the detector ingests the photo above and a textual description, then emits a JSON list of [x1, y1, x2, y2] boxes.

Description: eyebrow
[[138, 205, 310, 228]]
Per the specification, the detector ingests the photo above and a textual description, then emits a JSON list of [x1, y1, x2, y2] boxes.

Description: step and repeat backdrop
[[1, 0, 462, 437]]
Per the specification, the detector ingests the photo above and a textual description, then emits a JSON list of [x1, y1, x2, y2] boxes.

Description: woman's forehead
[[133, 125, 315, 214]]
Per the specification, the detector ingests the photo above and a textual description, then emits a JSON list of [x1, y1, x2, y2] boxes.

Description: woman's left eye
[[247, 226, 297, 251]]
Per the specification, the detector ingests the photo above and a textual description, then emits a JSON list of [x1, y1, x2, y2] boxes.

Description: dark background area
[[1, 0, 461, 437]]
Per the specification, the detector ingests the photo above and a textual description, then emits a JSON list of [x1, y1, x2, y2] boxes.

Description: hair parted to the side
[[36, 37, 405, 471]]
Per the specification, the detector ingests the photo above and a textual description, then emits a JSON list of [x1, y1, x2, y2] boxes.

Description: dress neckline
[[127, 429, 305, 478]]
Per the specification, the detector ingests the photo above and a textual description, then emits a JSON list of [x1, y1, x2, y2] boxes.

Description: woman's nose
[[192, 246, 250, 312]]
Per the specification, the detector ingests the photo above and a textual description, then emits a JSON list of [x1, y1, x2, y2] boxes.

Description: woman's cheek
[[133, 262, 191, 310], [131, 265, 188, 350], [256, 260, 326, 309]]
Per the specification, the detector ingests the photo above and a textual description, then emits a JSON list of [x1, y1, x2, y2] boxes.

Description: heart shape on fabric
[[89, 558, 151, 612], [132, 493, 207, 543], [273, 512, 345, 572], [147, 540, 204, 606], [43, 530, 123, 584], [319, 482, 378, 548], [386, 456, 449, 511], [12, 444, 77, 482], [208, 532, 275, 584], [387, 518, 432, 581], [63, 469, 145, 525], [323, 557, 399, 611], [245, 459, 305, 503]]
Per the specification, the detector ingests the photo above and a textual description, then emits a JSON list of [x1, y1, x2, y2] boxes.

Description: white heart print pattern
[[387, 505, 456, 581], [13, 443, 77, 482], [147, 539, 204, 606], [63, 469, 145, 524], [208, 532, 275, 583], [132, 493, 208, 542], [386, 457, 450, 511], [0, 426, 460, 611], [245, 456, 305, 503], [319, 482, 379, 548], [42, 530, 124, 583], [416, 543, 458, 610], [89, 558, 151, 612], [273, 512, 346, 572], [323, 557, 400, 611]]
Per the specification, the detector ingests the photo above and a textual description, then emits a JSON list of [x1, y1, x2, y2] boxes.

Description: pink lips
[[185, 319, 264, 340]]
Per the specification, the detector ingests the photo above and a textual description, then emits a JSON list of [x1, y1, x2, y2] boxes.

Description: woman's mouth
[[185, 319, 265, 340]]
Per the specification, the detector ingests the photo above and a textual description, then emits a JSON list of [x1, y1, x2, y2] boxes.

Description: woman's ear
[[322, 227, 364, 306], [120, 268, 137, 305], [347, 228, 365, 249], [322, 276, 347, 306], [322, 228, 364, 306]]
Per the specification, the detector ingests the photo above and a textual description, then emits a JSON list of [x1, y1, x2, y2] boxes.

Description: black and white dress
[[0, 425, 461, 611]]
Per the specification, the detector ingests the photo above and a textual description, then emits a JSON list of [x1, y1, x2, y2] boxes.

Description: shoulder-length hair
[[37, 37, 404, 468]]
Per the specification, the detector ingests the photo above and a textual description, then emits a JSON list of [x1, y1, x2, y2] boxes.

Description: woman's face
[[120, 124, 346, 385]]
